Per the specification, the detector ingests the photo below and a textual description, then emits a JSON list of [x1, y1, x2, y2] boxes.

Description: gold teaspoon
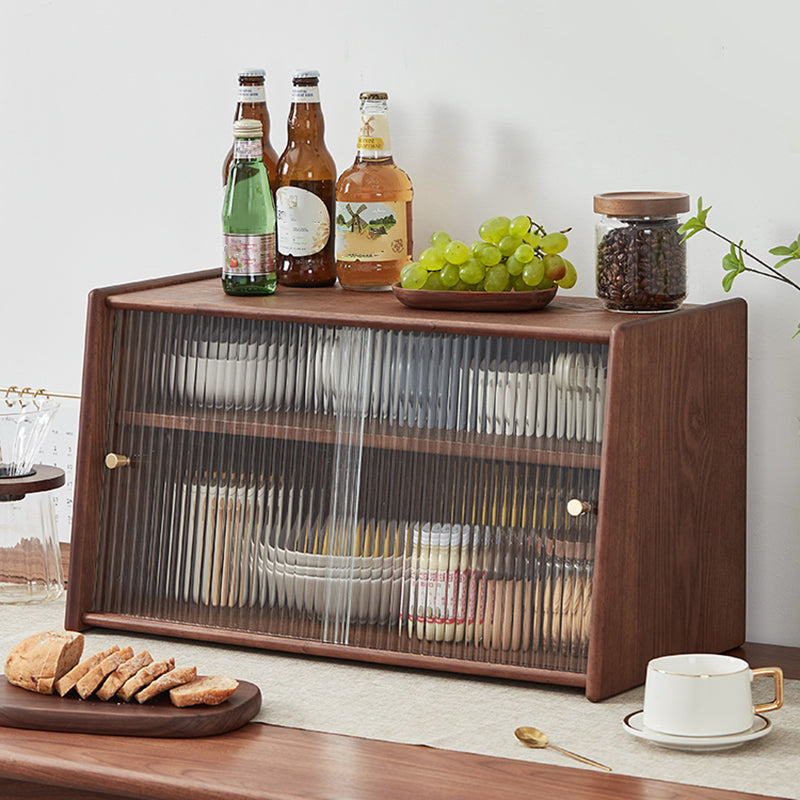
[[514, 726, 612, 772]]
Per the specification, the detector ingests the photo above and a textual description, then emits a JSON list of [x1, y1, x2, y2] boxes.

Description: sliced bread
[[96, 650, 153, 701], [117, 658, 175, 702], [76, 646, 134, 699], [55, 645, 120, 697], [135, 666, 197, 704], [169, 675, 239, 707]]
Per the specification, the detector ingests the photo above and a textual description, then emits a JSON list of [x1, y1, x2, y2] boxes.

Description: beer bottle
[[221, 119, 277, 296], [222, 69, 279, 193], [335, 92, 413, 290], [275, 70, 337, 287]]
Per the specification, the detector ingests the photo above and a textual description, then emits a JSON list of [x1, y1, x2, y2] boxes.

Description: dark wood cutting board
[[0, 677, 262, 737]]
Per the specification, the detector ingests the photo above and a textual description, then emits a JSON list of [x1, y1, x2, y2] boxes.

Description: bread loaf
[[5, 632, 241, 710], [55, 645, 120, 696], [96, 650, 153, 701], [4, 631, 84, 695], [169, 675, 239, 707], [135, 666, 197, 704]]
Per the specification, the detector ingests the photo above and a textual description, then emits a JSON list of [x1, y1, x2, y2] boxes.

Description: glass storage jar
[[594, 191, 689, 312]]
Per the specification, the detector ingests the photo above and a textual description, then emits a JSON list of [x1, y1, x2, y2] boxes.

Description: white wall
[[2, 0, 797, 646]]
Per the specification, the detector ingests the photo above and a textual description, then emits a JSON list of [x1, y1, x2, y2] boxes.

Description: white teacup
[[643, 653, 783, 737]]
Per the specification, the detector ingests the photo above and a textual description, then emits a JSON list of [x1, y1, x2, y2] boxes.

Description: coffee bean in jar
[[594, 191, 689, 312]]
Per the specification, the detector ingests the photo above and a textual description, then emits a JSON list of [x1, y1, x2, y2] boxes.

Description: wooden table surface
[[0, 643, 796, 800]]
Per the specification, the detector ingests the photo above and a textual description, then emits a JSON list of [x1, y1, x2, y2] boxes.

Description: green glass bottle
[[222, 118, 277, 296]]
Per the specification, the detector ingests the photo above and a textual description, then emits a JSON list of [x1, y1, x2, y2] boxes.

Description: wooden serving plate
[[391, 283, 558, 312], [0, 677, 261, 738]]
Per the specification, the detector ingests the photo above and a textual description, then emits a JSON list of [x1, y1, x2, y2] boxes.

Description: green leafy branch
[[679, 197, 800, 337]]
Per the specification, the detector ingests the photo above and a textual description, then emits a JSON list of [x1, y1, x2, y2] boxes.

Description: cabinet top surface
[[99, 270, 730, 343]]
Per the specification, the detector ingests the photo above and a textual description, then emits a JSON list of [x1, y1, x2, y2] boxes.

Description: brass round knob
[[567, 499, 592, 517], [105, 453, 131, 469]]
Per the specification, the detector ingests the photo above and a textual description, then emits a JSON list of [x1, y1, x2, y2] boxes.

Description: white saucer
[[622, 711, 771, 751]]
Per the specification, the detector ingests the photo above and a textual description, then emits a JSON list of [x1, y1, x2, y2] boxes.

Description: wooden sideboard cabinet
[[65, 270, 747, 700]]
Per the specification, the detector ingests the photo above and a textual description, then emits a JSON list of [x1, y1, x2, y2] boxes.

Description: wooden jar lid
[[593, 191, 690, 216]]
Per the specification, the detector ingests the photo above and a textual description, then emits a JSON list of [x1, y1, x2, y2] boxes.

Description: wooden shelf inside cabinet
[[66, 270, 747, 701], [117, 409, 603, 469]]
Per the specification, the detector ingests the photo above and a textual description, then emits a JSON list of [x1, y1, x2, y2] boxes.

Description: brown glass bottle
[[222, 69, 279, 193], [275, 70, 337, 287], [335, 92, 413, 290]]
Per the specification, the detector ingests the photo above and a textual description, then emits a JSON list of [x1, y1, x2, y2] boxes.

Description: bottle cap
[[360, 91, 388, 101], [233, 119, 263, 138], [413, 523, 431, 547], [449, 525, 462, 547], [239, 68, 266, 79], [293, 69, 320, 80], [429, 524, 442, 548]]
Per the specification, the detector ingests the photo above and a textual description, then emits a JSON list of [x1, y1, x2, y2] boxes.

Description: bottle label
[[291, 85, 320, 103], [239, 85, 266, 103], [223, 234, 276, 275], [466, 568, 478, 627], [357, 112, 390, 151], [456, 567, 469, 626], [433, 568, 447, 626], [335, 201, 407, 262], [276, 187, 330, 256], [233, 139, 263, 160]]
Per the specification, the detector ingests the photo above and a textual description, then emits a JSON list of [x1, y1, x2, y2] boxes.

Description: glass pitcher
[[0, 400, 65, 603]]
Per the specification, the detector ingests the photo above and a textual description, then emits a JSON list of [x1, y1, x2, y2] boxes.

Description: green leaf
[[774, 256, 796, 269], [696, 196, 711, 226], [679, 197, 713, 242], [728, 242, 746, 267], [722, 252, 741, 273], [722, 271, 737, 292], [721, 242, 746, 291], [794, 323, 800, 339], [736, 240, 747, 266], [769, 245, 793, 256], [678, 221, 703, 241]]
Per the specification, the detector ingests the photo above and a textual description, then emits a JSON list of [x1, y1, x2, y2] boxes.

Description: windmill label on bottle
[[335, 91, 413, 288], [334, 201, 408, 262], [357, 113, 390, 152]]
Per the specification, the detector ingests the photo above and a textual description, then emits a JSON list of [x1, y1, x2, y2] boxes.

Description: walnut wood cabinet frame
[[65, 269, 747, 700]]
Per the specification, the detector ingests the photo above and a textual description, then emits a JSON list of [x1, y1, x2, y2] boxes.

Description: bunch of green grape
[[399, 215, 577, 292]]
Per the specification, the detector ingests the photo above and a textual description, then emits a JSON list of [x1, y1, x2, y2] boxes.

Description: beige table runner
[[2, 597, 797, 799]]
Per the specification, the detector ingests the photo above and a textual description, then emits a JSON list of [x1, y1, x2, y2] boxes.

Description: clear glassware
[[0, 401, 59, 477], [0, 492, 64, 603], [0, 401, 64, 603], [222, 68, 279, 193], [335, 92, 413, 290], [276, 70, 337, 287], [594, 191, 689, 312], [222, 119, 277, 296]]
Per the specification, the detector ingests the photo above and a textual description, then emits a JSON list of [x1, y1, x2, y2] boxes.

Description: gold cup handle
[[752, 666, 784, 714], [105, 453, 131, 469]]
